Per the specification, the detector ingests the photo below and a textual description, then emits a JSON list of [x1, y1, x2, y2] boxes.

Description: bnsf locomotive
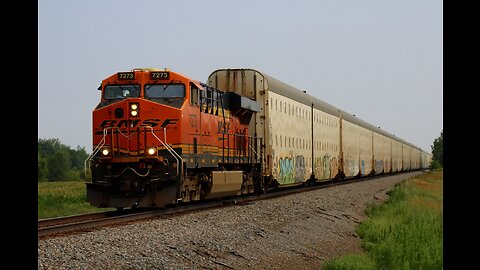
[[85, 68, 431, 209]]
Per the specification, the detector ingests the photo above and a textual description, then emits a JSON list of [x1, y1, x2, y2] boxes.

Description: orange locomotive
[[85, 68, 262, 209]]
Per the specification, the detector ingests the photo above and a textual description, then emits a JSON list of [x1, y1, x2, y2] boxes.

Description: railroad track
[[38, 208, 152, 237], [38, 171, 423, 238]]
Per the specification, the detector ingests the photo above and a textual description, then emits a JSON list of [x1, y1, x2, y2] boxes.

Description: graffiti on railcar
[[294, 155, 305, 182], [361, 160, 365, 175], [272, 150, 278, 178], [375, 160, 384, 173], [278, 157, 294, 184], [273, 154, 307, 184], [345, 159, 359, 177], [314, 156, 327, 179], [345, 158, 352, 176], [384, 160, 391, 172], [314, 154, 339, 180]]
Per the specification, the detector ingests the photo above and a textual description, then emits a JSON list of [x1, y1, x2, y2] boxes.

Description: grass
[[324, 254, 376, 270], [38, 181, 113, 219], [324, 169, 443, 270]]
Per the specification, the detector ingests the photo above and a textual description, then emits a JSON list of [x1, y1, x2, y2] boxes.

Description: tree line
[[38, 138, 90, 181], [430, 129, 443, 169]]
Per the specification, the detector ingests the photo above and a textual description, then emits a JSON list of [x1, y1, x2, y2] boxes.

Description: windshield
[[104, 85, 140, 100], [145, 83, 185, 99]]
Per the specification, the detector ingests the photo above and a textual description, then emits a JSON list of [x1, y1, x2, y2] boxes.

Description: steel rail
[[38, 208, 150, 229]]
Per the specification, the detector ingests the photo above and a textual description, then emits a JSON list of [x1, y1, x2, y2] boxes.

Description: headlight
[[101, 148, 110, 156], [130, 103, 139, 117], [147, 147, 156, 155]]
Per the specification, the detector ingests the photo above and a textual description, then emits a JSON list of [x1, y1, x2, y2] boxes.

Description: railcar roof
[[260, 71, 416, 149]]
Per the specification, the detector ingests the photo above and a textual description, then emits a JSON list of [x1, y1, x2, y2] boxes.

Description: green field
[[38, 181, 114, 219], [324, 169, 443, 270]]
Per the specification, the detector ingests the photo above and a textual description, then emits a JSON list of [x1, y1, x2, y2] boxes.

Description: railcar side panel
[[407, 145, 413, 170], [313, 109, 340, 181], [373, 132, 384, 174], [411, 147, 417, 170], [408, 145, 414, 170], [391, 139, 400, 172], [420, 151, 431, 169], [342, 120, 360, 177], [268, 91, 312, 185], [425, 153, 432, 168], [383, 136, 392, 173], [402, 143, 410, 170], [413, 146, 418, 169], [358, 126, 373, 176]]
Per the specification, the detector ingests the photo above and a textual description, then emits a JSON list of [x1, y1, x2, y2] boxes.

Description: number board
[[150, 71, 170, 80], [118, 72, 135, 80]]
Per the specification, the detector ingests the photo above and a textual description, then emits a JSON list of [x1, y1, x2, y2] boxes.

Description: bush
[[38, 138, 91, 182], [429, 160, 442, 170]]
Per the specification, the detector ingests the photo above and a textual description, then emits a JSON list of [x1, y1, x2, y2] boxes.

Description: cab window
[[145, 83, 186, 108], [145, 84, 185, 99], [104, 85, 140, 100], [190, 83, 199, 106]]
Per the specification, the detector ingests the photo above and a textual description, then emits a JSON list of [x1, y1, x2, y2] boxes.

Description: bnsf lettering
[[160, 118, 178, 128], [141, 118, 162, 127], [116, 119, 141, 128], [96, 118, 180, 134], [95, 118, 165, 135], [99, 118, 162, 128]]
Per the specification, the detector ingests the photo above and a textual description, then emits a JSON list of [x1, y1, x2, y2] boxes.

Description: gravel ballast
[[38, 171, 423, 269]]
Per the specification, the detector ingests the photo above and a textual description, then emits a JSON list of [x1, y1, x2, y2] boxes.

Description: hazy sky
[[38, 0, 442, 153]]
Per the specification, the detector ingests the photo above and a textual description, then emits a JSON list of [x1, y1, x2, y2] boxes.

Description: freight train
[[85, 68, 431, 209]]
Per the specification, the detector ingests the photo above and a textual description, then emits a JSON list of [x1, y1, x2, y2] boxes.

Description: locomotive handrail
[[84, 126, 183, 177], [84, 127, 111, 175], [112, 127, 137, 139], [146, 126, 183, 177], [249, 141, 261, 160]]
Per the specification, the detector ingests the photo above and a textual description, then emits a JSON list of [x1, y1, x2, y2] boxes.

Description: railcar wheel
[[272, 180, 279, 189], [255, 176, 268, 194]]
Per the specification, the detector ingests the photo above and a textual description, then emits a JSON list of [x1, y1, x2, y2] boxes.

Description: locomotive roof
[[260, 71, 418, 150]]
